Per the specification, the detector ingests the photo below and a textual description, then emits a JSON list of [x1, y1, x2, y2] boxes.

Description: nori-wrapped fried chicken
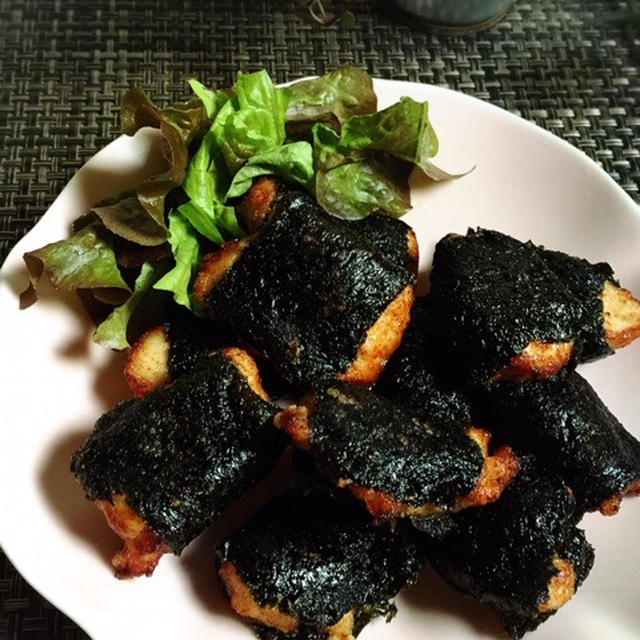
[[217, 488, 422, 640], [428, 228, 640, 386], [195, 178, 416, 389], [275, 381, 519, 533], [426, 457, 595, 639], [428, 229, 584, 386], [474, 370, 640, 515], [71, 348, 285, 578]]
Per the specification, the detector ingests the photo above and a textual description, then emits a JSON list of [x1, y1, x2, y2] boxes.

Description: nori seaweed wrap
[[428, 228, 586, 386], [535, 247, 615, 362], [217, 488, 422, 640], [426, 457, 595, 639], [474, 369, 640, 515], [274, 381, 519, 535], [347, 212, 418, 274], [72, 349, 285, 576], [155, 306, 291, 398], [165, 304, 236, 379], [202, 185, 415, 389], [376, 297, 472, 429]]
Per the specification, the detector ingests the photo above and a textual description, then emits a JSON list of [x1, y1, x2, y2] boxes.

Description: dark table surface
[[1, 1, 639, 638]]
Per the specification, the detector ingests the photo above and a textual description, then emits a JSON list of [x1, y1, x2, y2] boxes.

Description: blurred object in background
[[280, 0, 515, 33], [600, 0, 640, 26], [386, 0, 516, 33], [279, 0, 363, 26]]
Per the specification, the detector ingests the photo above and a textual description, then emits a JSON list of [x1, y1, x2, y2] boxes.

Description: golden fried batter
[[339, 284, 414, 387], [124, 325, 171, 397], [221, 346, 270, 401], [193, 239, 248, 306], [95, 494, 170, 578], [236, 175, 278, 234], [326, 610, 355, 640], [406, 228, 419, 275], [454, 427, 521, 510], [602, 280, 640, 349], [97, 348, 270, 577], [219, 560, 298, 632], [273, 405, 312, 451], [538, 556, 575, 613], [598, 477, 640, 516], [491, 340, 574, 382]]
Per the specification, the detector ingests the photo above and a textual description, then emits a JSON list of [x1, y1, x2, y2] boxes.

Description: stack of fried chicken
[[72, 177, 640, 640]]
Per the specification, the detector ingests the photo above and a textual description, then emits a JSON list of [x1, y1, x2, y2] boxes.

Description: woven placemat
[[1, 0, 638, 637]]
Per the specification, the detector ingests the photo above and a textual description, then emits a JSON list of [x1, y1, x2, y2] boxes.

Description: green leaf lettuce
[[312, 97, 455, 219], [338, 96, 457, 181], [221, 71, 290, 172], [93, 259, 170, 350], [21, 224, 130, 308], [153, 210, 202, 310], [226, 141, 314, 199], [187, 78, 230, 120], [286, 65, 377, 135], [179, 70, 292, 240], [97, 86, 210, 246]]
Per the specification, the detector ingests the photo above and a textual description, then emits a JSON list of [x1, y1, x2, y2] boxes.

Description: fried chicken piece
[[196, 179, 416, 389], [537, 246, 640, 360], [426, 456, 594, 639], [428, 229, 586, 386], [475, 369, 640, 516], [71, 348, 283, 578], [275, 382, 519, 534], [429, 229, 640, 386], [217, 489, 421, 640]]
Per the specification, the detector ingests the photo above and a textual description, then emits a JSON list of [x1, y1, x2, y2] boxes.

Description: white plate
[[1, 79, 639, 640]]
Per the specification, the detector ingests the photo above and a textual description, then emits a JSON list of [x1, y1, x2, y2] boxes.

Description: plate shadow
[[38, 427, 119, 566]]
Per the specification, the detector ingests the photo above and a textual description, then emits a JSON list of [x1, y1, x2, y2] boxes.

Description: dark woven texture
[[1, 0, 639, 637]]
